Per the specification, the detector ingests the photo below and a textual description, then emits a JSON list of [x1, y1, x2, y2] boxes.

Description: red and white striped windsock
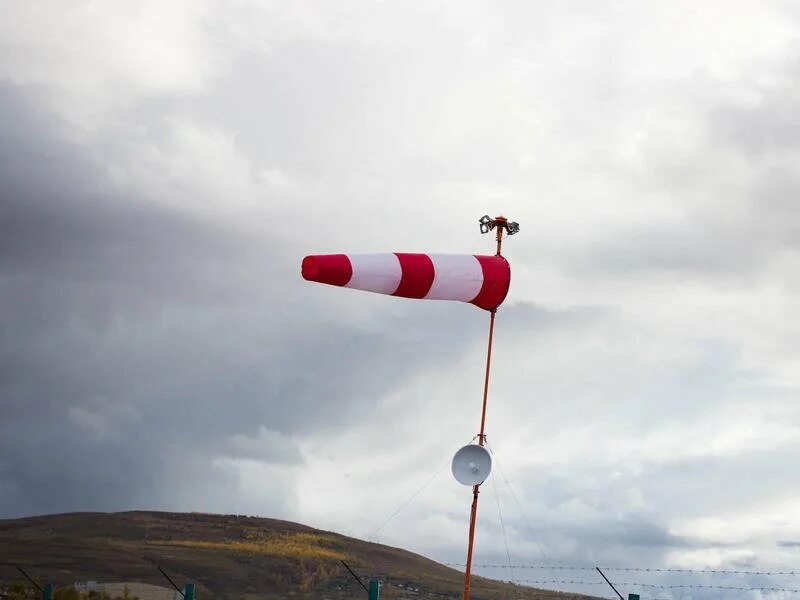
[[301, 253, 511, 311]]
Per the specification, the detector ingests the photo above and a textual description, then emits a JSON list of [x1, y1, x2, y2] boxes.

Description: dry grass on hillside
[[150, 532, 350, 562]]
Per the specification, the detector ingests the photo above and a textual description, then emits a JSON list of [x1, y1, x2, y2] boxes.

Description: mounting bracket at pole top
[[479, 215, 518, 256], [478, 215, 520, 236]]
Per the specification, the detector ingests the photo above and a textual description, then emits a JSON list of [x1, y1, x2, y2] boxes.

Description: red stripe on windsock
[[301, 254, 353, 287], [470, 255, 511, 311], [393, 253, 435, 299]]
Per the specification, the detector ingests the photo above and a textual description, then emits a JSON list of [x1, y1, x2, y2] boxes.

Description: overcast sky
[[1, 2, 799, 598]]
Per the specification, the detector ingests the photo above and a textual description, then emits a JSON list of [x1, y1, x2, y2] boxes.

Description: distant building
[[73, 582, 176, 600]]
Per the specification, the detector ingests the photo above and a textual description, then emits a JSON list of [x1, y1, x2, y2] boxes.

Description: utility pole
[[461, 215, 519, 600]]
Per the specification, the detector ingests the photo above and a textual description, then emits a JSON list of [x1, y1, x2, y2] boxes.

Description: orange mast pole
[[462, 218, 505, 600]]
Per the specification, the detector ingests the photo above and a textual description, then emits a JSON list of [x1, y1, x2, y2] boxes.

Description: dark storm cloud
[[0, 83, 492, 517], [0, 83, 262, 515], [0, 420, 166, 513]]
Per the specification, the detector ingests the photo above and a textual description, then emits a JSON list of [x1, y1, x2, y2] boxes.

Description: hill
[[0, 511, 599, 600]]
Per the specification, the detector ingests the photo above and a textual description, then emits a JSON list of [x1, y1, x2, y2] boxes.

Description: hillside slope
[[0, 511, 599, 600]]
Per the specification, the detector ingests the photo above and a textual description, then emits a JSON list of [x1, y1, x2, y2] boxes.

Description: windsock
[[301, 253, 510, 311]]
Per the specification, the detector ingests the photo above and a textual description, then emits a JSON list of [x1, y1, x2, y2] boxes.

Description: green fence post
[[41, 584, 53, 600], [184, 583, 195, 600], [628, 594, 640, 600], [368, 579, 379, 600]]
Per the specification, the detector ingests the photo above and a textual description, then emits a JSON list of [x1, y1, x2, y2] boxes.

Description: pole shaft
[[495, 220, 503, 256], [463, 307, 498, 600], [462, 485, 480, 600], [477, 310, 496, 446]]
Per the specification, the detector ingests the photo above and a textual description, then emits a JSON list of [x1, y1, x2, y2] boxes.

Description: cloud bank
[[1, 2, 799, 598]]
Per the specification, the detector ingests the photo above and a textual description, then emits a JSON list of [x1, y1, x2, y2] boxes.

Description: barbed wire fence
[[444, 563, 799, 576]]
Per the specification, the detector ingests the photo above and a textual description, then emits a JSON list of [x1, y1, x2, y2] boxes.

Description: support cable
[[489, 469, 515, 589], [368, 437, 476, 542], [484, 440, 549, 560]]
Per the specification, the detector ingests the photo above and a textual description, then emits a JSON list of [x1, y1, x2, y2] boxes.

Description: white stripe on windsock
[[344, 253, 402, 295], [425, 254, 483, 302]]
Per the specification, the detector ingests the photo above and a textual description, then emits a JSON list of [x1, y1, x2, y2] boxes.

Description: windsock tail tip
[[301, 256, 319, 282], [301, 254, 353, 287]]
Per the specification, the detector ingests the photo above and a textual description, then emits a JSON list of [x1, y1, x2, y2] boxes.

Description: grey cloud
[[2, 5, 799, 599], [555, 64, 800, 283], [0, 83, 491, 518], [710, 62, 800, 157], [563, 195, 800, 282], [224, 427, 303, 464]]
